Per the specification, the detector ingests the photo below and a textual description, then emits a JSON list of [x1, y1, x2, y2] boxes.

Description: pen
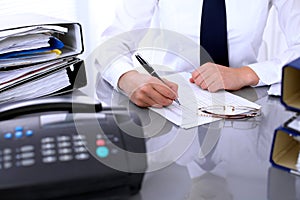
[[135, 53, 181, 105]]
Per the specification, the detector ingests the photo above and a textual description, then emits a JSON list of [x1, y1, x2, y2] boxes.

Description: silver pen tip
[[175, 99, 181, 105]]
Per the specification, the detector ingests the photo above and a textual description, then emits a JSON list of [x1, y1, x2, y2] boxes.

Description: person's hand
[[118, 70, 179, 107], [190, 62, 259, 92]]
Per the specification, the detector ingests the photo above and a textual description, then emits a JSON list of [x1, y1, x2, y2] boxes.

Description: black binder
[[0, 14, 87, 101]]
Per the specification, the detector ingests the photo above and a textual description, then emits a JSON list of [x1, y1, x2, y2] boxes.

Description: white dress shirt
[[98, 0, 300, 90]]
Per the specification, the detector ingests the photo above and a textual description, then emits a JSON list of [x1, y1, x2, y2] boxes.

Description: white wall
[[0, 0, 119, 55], [83, 0, 121, 55], [0, 0, 78, 19]]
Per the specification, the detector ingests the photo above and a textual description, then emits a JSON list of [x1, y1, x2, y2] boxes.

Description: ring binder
[[0, 14, 87, 103], [270, 57, 300, 175]]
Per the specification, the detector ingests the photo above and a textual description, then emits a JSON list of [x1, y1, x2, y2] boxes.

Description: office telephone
[[0, 97, 147, 200]]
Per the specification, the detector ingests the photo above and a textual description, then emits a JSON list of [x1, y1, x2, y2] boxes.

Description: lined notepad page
[[150, 72, 261, 129]]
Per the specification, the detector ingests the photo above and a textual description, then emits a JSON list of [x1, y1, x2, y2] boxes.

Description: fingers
[[137, 80, 176, 106], [190, 62, 211, 87], [190, 62, 225, 92], [131, 81, 175, 107], [190, 63, 254, 92], [191, 62, 211, 81], [120, 72, 179, 107], [130, 87, 164, 108], [163, 79, 179, 98]]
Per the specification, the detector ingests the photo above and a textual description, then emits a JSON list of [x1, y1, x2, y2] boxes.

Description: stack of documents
[[0, 25, 67, 67], [0, 14, 85, 103], [0, 59, 71, 103], [0, 24, 69, 103]]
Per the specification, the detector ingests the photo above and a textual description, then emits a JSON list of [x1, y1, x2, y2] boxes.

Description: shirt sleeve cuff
[[247, 60, 282, 86], [102, 56, 135, 91]]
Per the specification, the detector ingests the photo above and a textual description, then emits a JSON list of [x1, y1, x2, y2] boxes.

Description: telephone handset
[[0, 97, 103, 121], [0, 97, 146, 200]]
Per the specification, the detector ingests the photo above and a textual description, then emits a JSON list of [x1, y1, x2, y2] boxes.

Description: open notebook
[[150, 72, 261, 129]]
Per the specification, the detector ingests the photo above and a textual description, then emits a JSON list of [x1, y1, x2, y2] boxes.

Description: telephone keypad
[[0, 123, 121, 171]]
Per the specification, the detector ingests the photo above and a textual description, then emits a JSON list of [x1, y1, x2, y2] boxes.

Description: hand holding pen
[[135, 53, 181, 105], [117, 53, 180, 108]]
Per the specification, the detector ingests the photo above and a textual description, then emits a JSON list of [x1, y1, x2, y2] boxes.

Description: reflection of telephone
[[0, 98, 147, 200]]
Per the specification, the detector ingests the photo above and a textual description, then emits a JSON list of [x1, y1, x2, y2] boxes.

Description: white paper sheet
[[0, 69, 70, 103], [0, 25, 68, 40], [0, 33, 51, 54], [149, 72, 261, 129], [0, 59, 67, 90]]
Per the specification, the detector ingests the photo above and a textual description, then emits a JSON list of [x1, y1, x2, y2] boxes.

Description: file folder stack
[[0, 14, 86, 103], [270, 57, 300, 175]]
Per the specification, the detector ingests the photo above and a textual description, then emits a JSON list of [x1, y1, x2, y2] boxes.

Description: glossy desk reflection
[[95, 75, 298, 200]]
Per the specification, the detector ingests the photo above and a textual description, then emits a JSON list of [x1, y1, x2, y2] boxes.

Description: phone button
[[21, 159, 35, 167], [96, 147, 109, 158], [4, 133, 13, 139]]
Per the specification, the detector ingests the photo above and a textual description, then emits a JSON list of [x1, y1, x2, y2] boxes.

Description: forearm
[[239, 66, 259, 87], [118, 70, 140, 94]]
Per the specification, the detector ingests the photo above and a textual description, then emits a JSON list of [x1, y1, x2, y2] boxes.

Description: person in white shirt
[[98, 0, 300, 107]]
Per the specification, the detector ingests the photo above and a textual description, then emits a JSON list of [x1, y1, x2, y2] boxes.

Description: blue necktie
[[200, 0, 229, 66]]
